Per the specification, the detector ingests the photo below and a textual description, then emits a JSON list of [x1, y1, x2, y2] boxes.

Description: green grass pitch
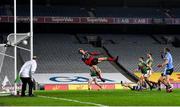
[[1, 89, 180, 106]]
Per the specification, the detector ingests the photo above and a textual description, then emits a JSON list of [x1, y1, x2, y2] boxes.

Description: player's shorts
[[132, 85, 143, 91], [148, 69, 152, 76], [142, 73, 149, 78], [91, 58, 98, 65], [162, 68, 174, 76], [89, 76, 98, 82]]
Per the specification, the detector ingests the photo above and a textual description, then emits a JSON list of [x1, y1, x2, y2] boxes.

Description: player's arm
[[18, 63, 26, 76], [160, 51, 165, 59], [18, 67, 23, 76], [146, 61, 152, 68], [157, 59, 168, 68], [30, 62, 37, 80]]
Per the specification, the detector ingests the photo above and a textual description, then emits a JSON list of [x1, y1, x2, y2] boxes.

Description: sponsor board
[[34, 73, 131, 84], [115, 84, 123, 89], [135, 72, 180, 83], [44, 83, 180, 91], [2, 16, 180, 25], [44, 84, 68, 91], [69, 84, 88, 90], [44, 83, 121, 91], [91, 83, 115, 90]]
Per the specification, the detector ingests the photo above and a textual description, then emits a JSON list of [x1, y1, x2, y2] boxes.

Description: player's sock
[[157, 80, 161, 91], [120, 81, 123, 85]]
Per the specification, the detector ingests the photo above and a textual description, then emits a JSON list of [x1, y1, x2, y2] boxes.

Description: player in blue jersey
[[157, 48, 174, 92]]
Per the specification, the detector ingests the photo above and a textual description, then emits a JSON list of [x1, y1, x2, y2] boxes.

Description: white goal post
[[0, 33, 33, 95], [11, 0, 33, 95], [0, 0, 34, 96]]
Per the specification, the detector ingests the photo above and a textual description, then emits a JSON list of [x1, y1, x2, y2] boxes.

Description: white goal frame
[[13, 0, 33, 95], [0, 32, 33, 95]]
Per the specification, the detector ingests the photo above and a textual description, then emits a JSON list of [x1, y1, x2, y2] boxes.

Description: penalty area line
[[38, 95, 106, 107]]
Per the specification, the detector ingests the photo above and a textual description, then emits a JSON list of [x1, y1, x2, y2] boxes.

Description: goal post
[[0, 33, 32, 95], [0, 0, 34, 95], [9, 0, 34, 95]]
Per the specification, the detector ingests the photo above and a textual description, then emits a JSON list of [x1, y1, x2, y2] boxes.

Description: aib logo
[[49, 76, 114, 83]]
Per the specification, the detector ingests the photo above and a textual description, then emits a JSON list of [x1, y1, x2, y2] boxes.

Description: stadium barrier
[[135, 72, 180, 83], [44, 83, 124, 91], [1, 16, 180, 24], [44, 82, 180, 91]]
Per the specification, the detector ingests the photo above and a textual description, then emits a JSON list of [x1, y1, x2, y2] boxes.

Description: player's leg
[[143, 73, 153, 90], [20, 77, 28, 96], [148, 69, 159, 88], [148, 80, 158, 88], [148, 80, 157, 85], [163, 69, 173, 90], [157, 74, 169, 91], [27, 78, 34, 96], [142, 70, 152, 90], [164, 75, 173, 93], [95, 65, 106, 82], [144, 77, 153, 90], [88, 77, 93, 90], [164, 75, 171, 89], [147, 69, 152, 78], [121, 81, 134, 90], [157, 74, 164, 91], [94, 78, 102, 89], [139, 75, 145, 87], [91, 65, 105, 82], [98, 56, 118, 62], [165, 68, 173, 89]]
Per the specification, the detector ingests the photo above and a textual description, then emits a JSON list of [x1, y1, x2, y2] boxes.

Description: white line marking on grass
[[38, 95, 107, 107]]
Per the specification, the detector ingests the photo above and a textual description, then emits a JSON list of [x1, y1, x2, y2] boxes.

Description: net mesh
[[0, 33, 31, 95]]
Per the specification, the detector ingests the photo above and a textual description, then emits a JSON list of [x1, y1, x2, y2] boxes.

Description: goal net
[[0, 33, 31, 96]]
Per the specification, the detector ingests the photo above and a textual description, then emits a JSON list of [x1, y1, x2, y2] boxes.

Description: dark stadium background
[[1, 0, 180, 34]]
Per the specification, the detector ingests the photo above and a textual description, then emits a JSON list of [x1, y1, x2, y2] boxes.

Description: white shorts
[[142, 74, 149, 78], [89, 76, 98, 82], [142, 70, 151, 78], [147, 70, 152, 76]]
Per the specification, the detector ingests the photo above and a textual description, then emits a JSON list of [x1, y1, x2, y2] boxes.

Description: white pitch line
[[38, 95, 107, 107]]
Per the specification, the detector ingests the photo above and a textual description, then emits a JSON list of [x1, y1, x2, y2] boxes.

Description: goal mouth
[[7, 33, 30, 46], [0, 85, 22, 96], [0, 32, 32, 96]]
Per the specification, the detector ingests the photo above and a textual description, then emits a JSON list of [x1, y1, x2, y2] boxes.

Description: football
[[22, 40, 28, 45]]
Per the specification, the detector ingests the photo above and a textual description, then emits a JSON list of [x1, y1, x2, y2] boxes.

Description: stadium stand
[[33, 34, 121, 73], [0, 6, 7, 15], [16, 5, 89, 17], [100, 34, 180, 72], [172, 8, 180, 17], [0, 5, 178, 18], [94, 7, 166, 18], [1, 33, 179, 85]]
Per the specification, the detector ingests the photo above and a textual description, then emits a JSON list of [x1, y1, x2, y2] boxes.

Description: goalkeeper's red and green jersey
[[81, 51, 100, 66]]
